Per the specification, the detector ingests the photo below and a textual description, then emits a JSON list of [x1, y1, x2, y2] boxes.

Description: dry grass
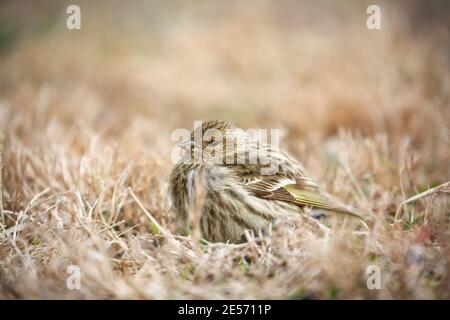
[[0, 0, 449, 299]]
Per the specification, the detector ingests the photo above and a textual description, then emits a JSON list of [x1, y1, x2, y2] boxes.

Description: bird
[[170, 120, 364, 243]]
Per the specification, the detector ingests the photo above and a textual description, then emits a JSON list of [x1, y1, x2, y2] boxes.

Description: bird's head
[[177, 120, 246, 167]]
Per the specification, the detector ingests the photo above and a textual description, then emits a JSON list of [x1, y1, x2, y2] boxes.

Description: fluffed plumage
[[170, 120, 363, 243]]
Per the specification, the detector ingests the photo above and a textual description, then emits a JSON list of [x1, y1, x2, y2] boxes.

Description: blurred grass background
[[1, 0, 448, 188]]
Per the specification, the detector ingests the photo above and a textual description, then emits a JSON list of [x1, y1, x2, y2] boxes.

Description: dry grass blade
[[127, 187, 175, 243], [394, 181, 450, 223]]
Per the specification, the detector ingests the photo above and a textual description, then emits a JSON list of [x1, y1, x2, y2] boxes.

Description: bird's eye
[[205, 136, 218, 146], [210, 137, 222, 147]]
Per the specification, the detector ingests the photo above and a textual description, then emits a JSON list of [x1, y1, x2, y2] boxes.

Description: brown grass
[[0, 0, 449, 299]]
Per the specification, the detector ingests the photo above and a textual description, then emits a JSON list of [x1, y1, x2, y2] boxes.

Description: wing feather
[[225, 151, 365, 220], [236, 168, 364, 220]]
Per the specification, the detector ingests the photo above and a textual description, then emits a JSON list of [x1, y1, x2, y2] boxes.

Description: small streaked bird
[[170, 120, 363, 243]]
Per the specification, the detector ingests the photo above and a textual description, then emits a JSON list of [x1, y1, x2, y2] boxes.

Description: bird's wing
[[243, 174, 327, 207], [237, 167, 364, 220], [223, 140, 364, 219]]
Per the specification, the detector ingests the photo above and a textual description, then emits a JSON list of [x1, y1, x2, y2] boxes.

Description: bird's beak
[[177, 140, 196, 151]]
